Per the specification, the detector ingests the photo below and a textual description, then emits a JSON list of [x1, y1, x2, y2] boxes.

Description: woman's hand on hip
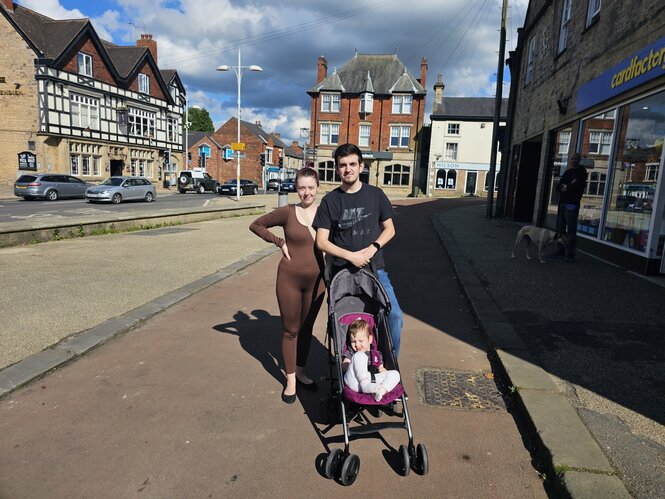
[[281, 243, 291, 261]]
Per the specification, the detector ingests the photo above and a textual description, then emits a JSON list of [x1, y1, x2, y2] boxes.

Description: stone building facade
[[0, 2, 185, 187], [308, 53, 427, 195], [499, 0, 665, 274]]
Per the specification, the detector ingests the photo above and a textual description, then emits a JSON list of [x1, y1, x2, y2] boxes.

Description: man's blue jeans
[[556, 203, 580, 258], [377, 269, 403, 359]]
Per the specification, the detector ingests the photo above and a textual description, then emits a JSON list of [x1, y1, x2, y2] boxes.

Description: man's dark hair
[[333, 143, 363, 167]]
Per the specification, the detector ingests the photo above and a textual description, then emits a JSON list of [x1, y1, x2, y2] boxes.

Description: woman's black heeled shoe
[[296, 378, 318, 391], [281, 390, 296, 404]]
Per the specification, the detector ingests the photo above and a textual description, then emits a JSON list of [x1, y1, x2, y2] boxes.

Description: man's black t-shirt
[[313, 183, 394, 270]]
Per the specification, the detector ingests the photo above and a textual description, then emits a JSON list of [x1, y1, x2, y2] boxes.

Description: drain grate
[[416, 368, 506, 412]]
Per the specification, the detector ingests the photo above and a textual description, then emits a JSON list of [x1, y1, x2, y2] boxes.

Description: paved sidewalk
[[0, 198, 546, 498], [435, 199, 665, 499]]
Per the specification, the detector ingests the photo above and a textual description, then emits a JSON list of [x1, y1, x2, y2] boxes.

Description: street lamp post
[[217, 49, 263, 202]]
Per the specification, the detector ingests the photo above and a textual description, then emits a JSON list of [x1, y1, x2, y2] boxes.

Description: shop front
[[543, 36, 665, 274]]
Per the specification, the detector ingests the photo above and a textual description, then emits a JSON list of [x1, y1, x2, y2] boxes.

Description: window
[[484, 171, 499, 192], [77, 52, 92, 77], [145, 160, 154, 178], [92, 156, 101, 176], [557, 131, 571, 155], [525, 35, 537, 84], [444, 142, 458, 161], [558, 0, 572, 54], [128, 107, 156, 137], [320, 123, 340, 145], [588, 131, 613, 155], [318, 160, 340, 183], [447, 123, 460, 135], [645, 163, 659, 182], [383, 164, 410, 186], [586, 0, 601, 26], [321, 93, 340, 112], [359, 125, 371, 148], [138, 73, 150, 94], [392, 95, 413, 114], [435, 169, 457, 189], [266, 148, 274, 165], [389, 125, 411, 148], [167, 117, 177, 142], [71, 93, 99, 129], [81, 156, 90, 176], [360, 93, 373, 113], [585, 171, 606, 196], [199, 145, 211, 157], [70, 155, 79, 175]]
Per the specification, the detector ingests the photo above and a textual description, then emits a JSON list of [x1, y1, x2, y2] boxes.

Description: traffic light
[[197, 155, 201, 167], [163, 150, 170, 165], [278, 156, 283, 168], [260, 153, 265, 166]]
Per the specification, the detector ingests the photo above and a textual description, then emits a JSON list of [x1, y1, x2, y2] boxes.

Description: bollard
[[278, 191, 288, 207]]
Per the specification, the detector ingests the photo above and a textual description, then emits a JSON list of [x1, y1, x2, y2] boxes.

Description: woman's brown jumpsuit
[[249, 205, 325, 374]]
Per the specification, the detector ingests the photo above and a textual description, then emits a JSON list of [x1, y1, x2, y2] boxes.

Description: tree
[[187, 107, 214, 132]]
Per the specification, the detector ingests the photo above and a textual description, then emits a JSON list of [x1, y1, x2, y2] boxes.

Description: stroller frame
[[321, 267, 428, 485]]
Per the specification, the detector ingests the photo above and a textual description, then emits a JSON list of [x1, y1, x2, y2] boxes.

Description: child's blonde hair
[[348, 318, 371, 339]]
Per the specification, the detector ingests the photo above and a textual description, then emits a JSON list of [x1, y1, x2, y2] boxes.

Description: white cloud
[[17, 0, 85, 19]]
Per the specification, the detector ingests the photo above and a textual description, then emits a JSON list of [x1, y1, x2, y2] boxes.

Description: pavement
[[0, 188, 663, 497]]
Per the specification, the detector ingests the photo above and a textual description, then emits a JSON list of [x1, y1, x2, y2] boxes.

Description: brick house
[[0, 1, 185, 186], [186, 131, 224, 182], [499, 0, 665, 274], [425, 74, 507, 197], [208, 118, 287, 188], [307, 53, 427, 195]]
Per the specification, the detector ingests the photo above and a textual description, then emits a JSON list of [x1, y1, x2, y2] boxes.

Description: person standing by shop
[[313, 143, 404, 358], [556, 153, 588, 262], [249, 168, 324, 404]]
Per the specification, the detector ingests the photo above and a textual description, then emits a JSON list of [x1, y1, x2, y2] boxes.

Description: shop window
[[484, 171, 499, 192], [601, 91, 664, 254], [435, 169, 457, 190], [70, 155, 79, 176], [383, 164, 410, 186], [546, 127, 574, 227], [577, 110, 616, 236]]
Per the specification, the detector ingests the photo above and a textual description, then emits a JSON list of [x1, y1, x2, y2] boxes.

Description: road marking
[[203, 200, 211, 207], [10, 213, 64, 219]]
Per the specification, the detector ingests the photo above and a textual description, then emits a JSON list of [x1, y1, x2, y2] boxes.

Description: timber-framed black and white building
[[0, 1, 185, 185]]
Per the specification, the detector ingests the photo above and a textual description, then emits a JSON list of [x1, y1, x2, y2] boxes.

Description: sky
[[15, 0, 528, 144]]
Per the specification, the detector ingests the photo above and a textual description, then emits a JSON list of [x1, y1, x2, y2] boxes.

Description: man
[[313, 143, 404, 358], [556, 152, 588, 262]]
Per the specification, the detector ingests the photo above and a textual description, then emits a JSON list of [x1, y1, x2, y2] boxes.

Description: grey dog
[[511, 226, 567, 263]]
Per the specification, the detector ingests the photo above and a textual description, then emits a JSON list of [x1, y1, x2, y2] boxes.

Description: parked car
[[14, 173, 91, 201], [85, 176, 156, 204], [177, 169, 220, 194], [266, 178, 281, 191], [217, 179, 259, 196], [279, 178, 296, 192]]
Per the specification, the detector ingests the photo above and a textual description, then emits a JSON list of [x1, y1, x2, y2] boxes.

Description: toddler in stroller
[[343, 318, 400, 402]]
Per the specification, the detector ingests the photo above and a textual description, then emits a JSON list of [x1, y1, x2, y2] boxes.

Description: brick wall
[[0, 14, 40, 184], [212, 118, 266, 187], [128, 60, 167, 100], [61, 38, 116, 86]]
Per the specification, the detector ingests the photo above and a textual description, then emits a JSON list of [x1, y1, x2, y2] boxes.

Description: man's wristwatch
[[371, 241, 381, 250]]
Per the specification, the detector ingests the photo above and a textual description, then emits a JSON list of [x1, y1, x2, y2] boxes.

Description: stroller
[[321, 266, 428, 485]]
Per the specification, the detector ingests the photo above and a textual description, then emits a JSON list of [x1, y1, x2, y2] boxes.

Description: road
[[0, 191, 278, 223]]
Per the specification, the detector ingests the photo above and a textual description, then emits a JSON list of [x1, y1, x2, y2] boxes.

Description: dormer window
[[360, 92, 373, 114], [138, 73, 150, 94], [392, 94, 412, 114], [321, 93, 340, 112], [77, 53, 92, 77]]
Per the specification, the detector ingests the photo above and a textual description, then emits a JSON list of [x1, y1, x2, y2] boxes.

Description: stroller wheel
[[324, 448, 343, 479], [414, 443, 429, 475], [340, 453, 360, 486], [399, 444, 411, 476]]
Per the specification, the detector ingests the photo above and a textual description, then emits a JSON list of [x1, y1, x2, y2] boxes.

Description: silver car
[[86, 176, 156, 204], [14, 173, 91, 201]]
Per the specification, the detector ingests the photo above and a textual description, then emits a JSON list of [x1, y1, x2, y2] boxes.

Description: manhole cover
[[416, 368, 506, 412]]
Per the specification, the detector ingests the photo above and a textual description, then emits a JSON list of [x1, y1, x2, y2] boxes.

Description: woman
[[249, 168, 324, 404]]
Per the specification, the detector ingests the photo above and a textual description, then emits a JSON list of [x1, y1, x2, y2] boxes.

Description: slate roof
[[284, 145, 302, 158], [432, 97, 508, 120], [309, 54, 425, 95], [3, 2, 182, 99], [185, 131, 222, 150]]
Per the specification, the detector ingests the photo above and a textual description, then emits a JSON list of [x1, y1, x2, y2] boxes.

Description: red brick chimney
[[1, 0, 14, 12], [317, 55, 327, 83], [137, 34, 157, 65], [420, 56, 428, 88]]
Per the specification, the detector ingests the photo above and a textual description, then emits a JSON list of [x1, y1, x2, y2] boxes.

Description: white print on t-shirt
[[341, 208, 373, 236]]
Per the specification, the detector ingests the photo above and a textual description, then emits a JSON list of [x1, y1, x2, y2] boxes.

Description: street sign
[[231, 142, 245, 151], [236, 152, 246, 159]]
